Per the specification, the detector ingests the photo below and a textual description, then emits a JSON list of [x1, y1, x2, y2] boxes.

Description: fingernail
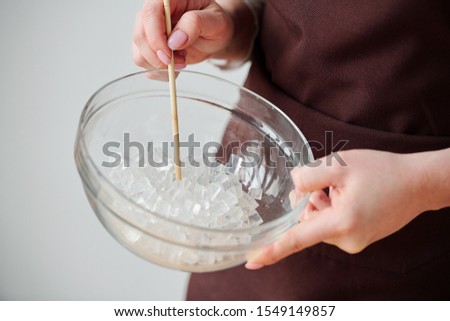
[[156, 50, 171, 65], [168, 29, 188, 50], [245, 262, 264, 270], [174, 63, 186, 70]]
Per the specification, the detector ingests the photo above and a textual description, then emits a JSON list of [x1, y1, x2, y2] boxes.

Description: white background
[[0, 0, 249, 300]]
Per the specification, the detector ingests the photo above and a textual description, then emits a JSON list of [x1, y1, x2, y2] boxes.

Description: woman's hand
[[246, 149, 450, 270], [132, 0, 254, 70]]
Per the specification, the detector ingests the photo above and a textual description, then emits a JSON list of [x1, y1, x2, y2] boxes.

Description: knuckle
[[140, 5, 157, 20], [132, 30, 145, 46], [183, 11, 202, 32], [309, 191, 322, 204], [132, 54, 147, 68], [215, 12, 232, 37], [258, 245, 278, 266], [265, 254, 278, 265], [147, 36, 161, 51], [285, 229, 304, 253]]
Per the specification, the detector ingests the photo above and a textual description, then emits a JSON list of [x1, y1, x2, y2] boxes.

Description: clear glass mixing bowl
[[74, 70, 313, 272]]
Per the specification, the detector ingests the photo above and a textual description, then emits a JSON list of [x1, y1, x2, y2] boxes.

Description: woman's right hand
[[132, 0, 236, 70]]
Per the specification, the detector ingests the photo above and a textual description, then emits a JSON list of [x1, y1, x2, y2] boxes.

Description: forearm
[[409, 147, 450, 212], [213, 0, 261, 62]]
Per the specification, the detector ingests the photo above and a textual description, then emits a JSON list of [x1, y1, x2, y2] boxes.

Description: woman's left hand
[[245, 149, 432, 270]]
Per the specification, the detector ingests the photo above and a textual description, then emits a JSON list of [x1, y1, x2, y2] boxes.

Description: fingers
[[302, 190, 331, 220], [132, 12, 168, 69], [246, 191, 332, 269], [140, 1, 171, 57], [291, 153, 346, 194], [167, 3, 233, 63], [132, 1, 188, 69], [169, 5, 226, 50], [290, 188, 330, 221], [308, 190, 331, 211], [132, 0, 232, 68], [288, 190, 300, 209], [246, 207, 336, 269]]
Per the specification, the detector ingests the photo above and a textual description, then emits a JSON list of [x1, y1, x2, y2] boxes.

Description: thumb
[[291, 153, 345, 194], [245, 207, 336, 269], [168, 4, 232, 50]]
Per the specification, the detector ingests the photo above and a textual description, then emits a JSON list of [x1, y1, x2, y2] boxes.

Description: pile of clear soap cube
[[107, 149, 264, 238], [105, 150, 265, 269]]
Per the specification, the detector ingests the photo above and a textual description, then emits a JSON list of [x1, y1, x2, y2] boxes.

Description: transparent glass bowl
[[74, 70, 313, 272]]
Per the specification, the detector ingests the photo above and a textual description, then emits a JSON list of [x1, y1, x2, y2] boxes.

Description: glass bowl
[[74, 70, 313, 272]]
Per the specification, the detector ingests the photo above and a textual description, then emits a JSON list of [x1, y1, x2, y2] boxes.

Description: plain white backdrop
[[0, 0, 249, 300]]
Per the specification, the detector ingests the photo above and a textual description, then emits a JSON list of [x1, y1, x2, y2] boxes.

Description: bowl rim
[[75, 69, 314, 235]]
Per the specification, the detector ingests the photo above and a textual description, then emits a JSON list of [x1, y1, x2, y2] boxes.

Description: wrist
[[407, 148, 450, 212]]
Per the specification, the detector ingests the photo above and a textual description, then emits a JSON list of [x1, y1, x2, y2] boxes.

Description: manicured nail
[[168, 29, 188, 50], [156, 50, 171, 65], [245, 262, 264, 270]]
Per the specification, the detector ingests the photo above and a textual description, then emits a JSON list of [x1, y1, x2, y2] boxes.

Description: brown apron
[[187, 0, 450, 300]]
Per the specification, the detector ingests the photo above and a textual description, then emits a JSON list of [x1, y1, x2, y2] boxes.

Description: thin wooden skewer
[[163, 0, 182, 180]]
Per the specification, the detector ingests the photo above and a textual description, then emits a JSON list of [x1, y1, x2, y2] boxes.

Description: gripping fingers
[[291, 154, 346, 195], [132, 13, 167, 69], [246, 208, 337, 269]]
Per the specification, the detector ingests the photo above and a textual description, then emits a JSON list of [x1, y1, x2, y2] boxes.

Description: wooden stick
[[163, 0, 182, 180]]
